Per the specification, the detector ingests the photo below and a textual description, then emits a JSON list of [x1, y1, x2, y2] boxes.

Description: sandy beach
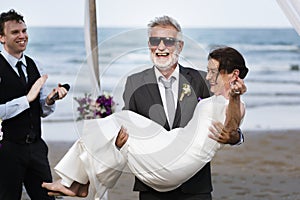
[[21, 129, 300, 200]]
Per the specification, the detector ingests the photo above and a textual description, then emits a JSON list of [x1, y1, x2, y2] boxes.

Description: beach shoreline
[[20, 129, 300, 200]]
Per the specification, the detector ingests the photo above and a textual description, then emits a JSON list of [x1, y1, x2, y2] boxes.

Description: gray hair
[[147, 16, 183, 40]]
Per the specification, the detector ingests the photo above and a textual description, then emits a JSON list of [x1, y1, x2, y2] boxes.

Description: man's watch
[[232, 128, 244, 146]]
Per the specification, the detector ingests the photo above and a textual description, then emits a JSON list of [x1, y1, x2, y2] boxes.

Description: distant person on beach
[[41, 46, 248, 199], [0, 9, 68, 200]]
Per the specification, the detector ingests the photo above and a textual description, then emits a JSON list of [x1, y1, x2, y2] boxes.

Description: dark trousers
[[0, 139, 54, 200], [139, 188, 212, 200]]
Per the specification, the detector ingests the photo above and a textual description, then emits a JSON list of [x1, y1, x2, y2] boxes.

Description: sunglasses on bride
[[149, 37, 180, 47]]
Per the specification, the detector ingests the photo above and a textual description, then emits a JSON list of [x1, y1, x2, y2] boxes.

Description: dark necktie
[[160, 76, 176, 127], [16, 61, 26, 85]]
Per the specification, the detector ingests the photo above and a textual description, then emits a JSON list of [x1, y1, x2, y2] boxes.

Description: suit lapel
[[143, 67, 169, 128], [142, 66, 196, 130], [143, 67, 161, 103], [173, 65, 193, 128]]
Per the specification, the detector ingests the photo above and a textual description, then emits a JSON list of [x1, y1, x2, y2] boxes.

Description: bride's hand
[[229, 76, 246, 96], [209, 121, 240, 145], [115, 126, 129, 149]]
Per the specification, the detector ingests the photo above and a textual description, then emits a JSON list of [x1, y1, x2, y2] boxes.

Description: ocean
[[18, 27, 300, 138]]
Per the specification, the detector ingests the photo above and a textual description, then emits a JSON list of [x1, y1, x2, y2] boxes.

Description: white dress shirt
[[0, 49, 55, 120], [154, 66, 179, 123]]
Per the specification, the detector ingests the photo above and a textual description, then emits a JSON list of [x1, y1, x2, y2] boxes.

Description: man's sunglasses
[[149, 37, 180, 47]]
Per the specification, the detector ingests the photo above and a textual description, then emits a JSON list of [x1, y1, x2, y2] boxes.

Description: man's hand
[[115, 126, 128, 149], [46, 83, 69, 105], [26, 75, 48, 103], [209, 121, 240, 145]]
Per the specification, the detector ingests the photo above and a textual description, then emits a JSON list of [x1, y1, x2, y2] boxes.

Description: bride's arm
[[209, 77, 246, 144], [223, 76, 246, 133], [223, 94, 243, 133]]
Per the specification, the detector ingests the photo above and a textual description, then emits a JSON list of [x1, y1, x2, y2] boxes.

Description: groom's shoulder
[[127, 67, 153, 80], [180, 65, 207, 79]]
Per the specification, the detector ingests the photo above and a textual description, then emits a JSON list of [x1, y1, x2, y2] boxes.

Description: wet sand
[[22, 129, 300, 200]]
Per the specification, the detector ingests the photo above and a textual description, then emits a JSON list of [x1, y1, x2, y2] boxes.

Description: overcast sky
[[1, 0, 293, 28]]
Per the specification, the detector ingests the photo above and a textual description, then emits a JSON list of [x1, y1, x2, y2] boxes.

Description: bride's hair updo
[[208, 46, 249, 79]]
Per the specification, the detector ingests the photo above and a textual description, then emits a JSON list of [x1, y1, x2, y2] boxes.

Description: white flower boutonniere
[[179, 83, 191, 101]]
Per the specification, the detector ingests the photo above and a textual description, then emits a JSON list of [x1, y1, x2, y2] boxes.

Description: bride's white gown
[[55, 95, 232, 199]]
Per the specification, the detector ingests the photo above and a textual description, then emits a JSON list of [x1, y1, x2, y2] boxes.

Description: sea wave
[[19, 27, 300, 123]]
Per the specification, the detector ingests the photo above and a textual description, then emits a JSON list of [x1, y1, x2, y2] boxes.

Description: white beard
[[152, 49, 180, 71]]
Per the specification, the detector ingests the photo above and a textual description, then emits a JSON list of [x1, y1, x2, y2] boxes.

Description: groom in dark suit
[[39, 15, 245, 199], [122, 16, 243, 200]]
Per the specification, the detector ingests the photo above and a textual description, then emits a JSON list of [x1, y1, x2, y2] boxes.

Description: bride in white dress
[[42, 46, 248, 199]]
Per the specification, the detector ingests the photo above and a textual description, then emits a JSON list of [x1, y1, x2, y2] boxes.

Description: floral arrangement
[[179, 83, 191, 101], [74, 92, 115, 120]]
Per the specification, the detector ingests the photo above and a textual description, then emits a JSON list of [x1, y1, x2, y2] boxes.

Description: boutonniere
[[179, 83, 191, 101]]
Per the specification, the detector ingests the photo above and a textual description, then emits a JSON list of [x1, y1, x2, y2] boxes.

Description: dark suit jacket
[[123, 64, 212, 194]]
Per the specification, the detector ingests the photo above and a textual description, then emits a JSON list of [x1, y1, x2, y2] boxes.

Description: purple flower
[[74, 93, 115, 120]]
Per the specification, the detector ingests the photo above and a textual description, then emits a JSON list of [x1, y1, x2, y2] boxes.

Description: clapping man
[[0, 9, 68, 200]]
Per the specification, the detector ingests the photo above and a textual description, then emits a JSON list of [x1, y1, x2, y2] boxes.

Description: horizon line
[[28, 25, 294, 29]]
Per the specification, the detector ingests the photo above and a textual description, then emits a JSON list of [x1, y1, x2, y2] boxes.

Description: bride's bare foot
[[42, 179, 89, 197], [77, 181, 90, 197]]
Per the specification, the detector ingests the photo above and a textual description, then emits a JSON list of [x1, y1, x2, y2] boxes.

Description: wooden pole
[[88, 0, 100, 90]]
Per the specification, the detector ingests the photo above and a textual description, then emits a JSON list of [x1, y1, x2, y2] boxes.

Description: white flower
[[179, 84, 191, 101]]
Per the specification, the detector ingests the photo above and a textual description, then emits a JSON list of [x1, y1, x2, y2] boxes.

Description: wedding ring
[[234, 90, 240, 94]]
